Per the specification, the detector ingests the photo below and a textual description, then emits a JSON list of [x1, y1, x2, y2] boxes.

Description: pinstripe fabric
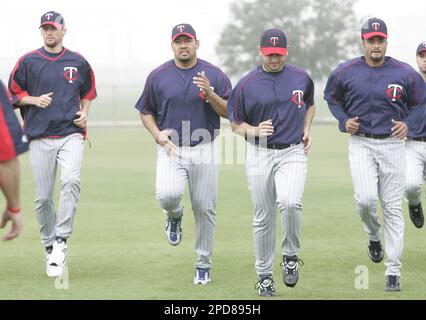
[[405, 140, 426, 205], [29, 133, 84, 247], [156, 141, 218, 269], [349, 135, 405, 276], [246, 143, 307, 275]]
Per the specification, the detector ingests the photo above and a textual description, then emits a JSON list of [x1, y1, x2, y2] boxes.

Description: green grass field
[[1, 124, 426, 300]]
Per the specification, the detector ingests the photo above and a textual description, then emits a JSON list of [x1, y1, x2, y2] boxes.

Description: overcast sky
[[0, 0, 425, 86]]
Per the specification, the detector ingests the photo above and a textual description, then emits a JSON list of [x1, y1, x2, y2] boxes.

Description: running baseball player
[[405, 41, 426, 228], [228, 28, 315, 297], [8, 11, 97, 277], [135, 23, 231, 285], [324, 18, 426, 291], [0, 80, 28, 241]]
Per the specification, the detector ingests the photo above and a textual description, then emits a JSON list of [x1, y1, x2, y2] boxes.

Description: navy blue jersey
[[8, 47, 97, 141], [324, 56, 426, 135], [135, 59, 232, 146], [0, 80, 28, 161], [227, 65, 314, 145]]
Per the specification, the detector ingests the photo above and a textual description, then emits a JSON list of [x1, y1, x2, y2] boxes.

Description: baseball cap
[[172, 23, 196, 41], [39, 11, 65, 29], [361, 17, 387, 40], [417, 41, 426, 55], [260, 28, 287, 56]]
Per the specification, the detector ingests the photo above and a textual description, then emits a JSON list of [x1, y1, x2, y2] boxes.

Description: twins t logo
[[64, 67, 78, 84], [270, 37, 279, 46], [45, 13, 53, 20], [292, 90, 304, 109], [372, 22, 380, 31], [177, 25, 185, 32], [386, 84, 403, 102]]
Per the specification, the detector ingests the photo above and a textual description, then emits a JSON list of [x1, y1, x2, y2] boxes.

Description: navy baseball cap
[[361, 17, 387, 40], [39, 11, 65, 29], [417, 41, 426, 55], [260, 28, 287, 56], [172, 23, 196, 41]]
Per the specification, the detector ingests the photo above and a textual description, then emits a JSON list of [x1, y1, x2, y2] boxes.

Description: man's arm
[[140, 113, 176, 155], [17, 93, 53, 108], [73, 99, 92, 128], [0, 158, 23, 241], [193, 71, 227, 118], [302, 105, 315, 154], [327, 102, 351, 133], [231, 120, 274, 138]]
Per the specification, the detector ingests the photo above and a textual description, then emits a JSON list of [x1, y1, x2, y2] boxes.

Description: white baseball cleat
[[46, 238, 67, 277]]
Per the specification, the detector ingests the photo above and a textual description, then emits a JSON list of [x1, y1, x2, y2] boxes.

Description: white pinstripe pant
[[245, 143, 307, 276], [405, 140, 426, 205], [29, 133, 84, 247], [349, 135, 405, 276], [155, 142, 218, 269]]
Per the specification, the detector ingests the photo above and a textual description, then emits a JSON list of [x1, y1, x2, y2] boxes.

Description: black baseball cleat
[[385, 275, 401, 292], [255, 275, 276, 297], [281, 255, 304, 287], [367, 240, 384, 263], [409, 203, 424, 229]]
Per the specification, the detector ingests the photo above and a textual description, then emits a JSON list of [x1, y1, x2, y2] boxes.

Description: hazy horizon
[[1, 0, 424, 86]]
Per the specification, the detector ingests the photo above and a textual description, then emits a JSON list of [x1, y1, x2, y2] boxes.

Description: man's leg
[[349, 136, 381, 241], [56, 134, 84, 239], [188, 142, 218, 271], [29, 139, 58, 247], [274, 144, 307, 287], [405, 141, 425, 228], [405, 141, 424, 206], [275, 144, 307, 256], [378, 139, 405, 278], [246, 144, 277, 277], [156, 146, 188, 245]]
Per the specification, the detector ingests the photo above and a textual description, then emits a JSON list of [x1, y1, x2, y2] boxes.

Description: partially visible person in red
[[0, 79, 28, 241]]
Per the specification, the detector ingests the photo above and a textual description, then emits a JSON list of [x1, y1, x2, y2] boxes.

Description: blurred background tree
[[216, 0, 359, 81]]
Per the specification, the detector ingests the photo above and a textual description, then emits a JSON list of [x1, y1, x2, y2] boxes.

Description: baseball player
[[405, 41, 426, 228], [135, 23, 231, 285], [228, 28, 315, 297], [8, 11, 97, 277], [0, 80, 28, 241], [324, 18, 426, 291]]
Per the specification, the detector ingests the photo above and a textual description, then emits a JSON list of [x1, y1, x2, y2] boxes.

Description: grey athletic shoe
[[281, 255, 303, 287]]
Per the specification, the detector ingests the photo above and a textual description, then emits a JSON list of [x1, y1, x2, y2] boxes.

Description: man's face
[[171, 35, 199, 63], [260, 51, 286, 72], [362, 36, 387, 63], [40, 24, 66, 48], [417, 51, 426, 75]]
